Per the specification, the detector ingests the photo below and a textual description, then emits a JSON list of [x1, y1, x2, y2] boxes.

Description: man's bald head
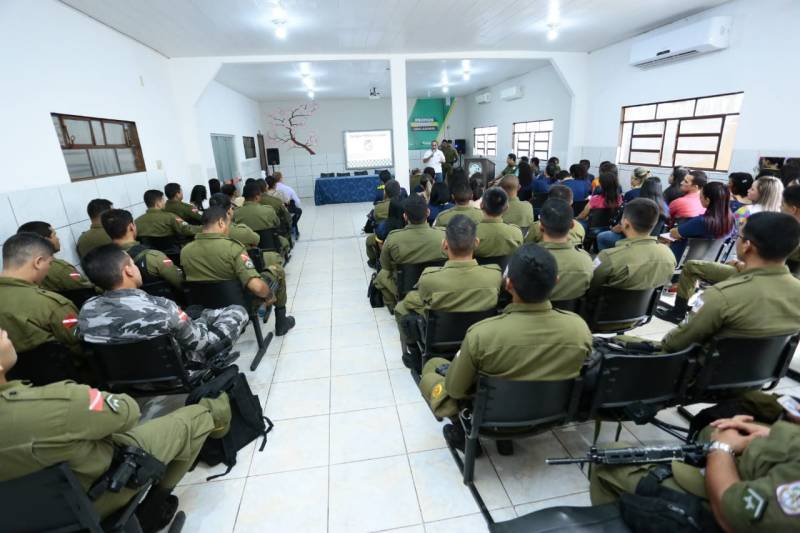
[[500, 175, 520, 198]]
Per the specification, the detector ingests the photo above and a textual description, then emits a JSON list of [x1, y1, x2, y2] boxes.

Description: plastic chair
[[255, 228, 280, 252], [353, 170, 368, 176], [139, 236, 182, 266], [475, 255, 510, 271], [491, 503, 629, 533], [531, 192, 549, 220], [184, 280, 272, 371], [336, 172, 351, 177], [395, 259, 446, 300], [320, 172, 335, 178], [8, 342, 82, 386], [572, 199, 589, 218], [677, 237, 728, 269], [83, 335, 196, 396], [582, 286, 662, 334], [419, 308, 498, 364], [57, 287, 98, 309], [583, 208, 617, 253], [552, 298, 582, 313]]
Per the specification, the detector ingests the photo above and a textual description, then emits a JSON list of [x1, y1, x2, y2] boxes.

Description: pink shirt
[[668, 192, 705, 220], [588, 194, 622, 210]]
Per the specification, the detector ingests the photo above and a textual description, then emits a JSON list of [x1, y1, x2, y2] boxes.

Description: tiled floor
[[148, 201, 800, 533]]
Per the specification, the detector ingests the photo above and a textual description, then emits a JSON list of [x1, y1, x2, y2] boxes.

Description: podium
[[462, 157, 496, 186]]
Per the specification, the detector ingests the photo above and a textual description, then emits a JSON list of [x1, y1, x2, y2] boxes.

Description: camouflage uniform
[[78, 288, 248, 363]]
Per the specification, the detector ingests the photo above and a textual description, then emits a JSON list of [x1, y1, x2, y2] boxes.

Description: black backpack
[[185, 366, 273, 480], [367, 272, 384, 308], [126, 244, 162, 286]]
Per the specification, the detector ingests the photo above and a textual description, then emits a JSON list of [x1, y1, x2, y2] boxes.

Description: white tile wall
[[59, 179, 100, 225]]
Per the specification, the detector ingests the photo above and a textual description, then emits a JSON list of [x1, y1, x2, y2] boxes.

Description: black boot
[[443, 423, 483, 457], [136, 490, 179, 533], [496, 439, 514, 456], [656, 296, 688, 325], [274, 306, 296, 336]]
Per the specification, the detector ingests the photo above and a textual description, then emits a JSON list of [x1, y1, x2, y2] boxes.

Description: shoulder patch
[[88, 387, 104, 412], [62, 313, 79, 329], [742, 487, 767, 521], [592, 256, 602, 270], [777, 481, 800, 516], [162, 258, 173, 265], [69, 271, 82, 279]]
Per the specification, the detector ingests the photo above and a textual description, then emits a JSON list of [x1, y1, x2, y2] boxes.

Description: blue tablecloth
[[314, 175, 382, 205]]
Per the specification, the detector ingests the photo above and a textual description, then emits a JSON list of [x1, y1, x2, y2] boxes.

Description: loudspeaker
[[454, 139, 466, 155], [266, 148, 280, 166]]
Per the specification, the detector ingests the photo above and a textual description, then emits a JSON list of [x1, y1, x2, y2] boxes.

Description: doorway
[[210, 134, 236, 181]]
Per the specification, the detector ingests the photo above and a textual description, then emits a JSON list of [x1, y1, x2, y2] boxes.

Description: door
[[257, 133, 267, 172], [210, 134, 236, 181]]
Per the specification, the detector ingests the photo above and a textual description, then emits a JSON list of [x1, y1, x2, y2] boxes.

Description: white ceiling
[[214, 58, 549, 101], [60, 0, 729, 58]]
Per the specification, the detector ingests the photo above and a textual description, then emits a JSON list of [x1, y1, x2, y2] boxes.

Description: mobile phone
[[778, 395, 800, 418]]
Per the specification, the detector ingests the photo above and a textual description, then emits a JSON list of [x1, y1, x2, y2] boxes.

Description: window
[[512, 119, 553, 160], [618, 92, 743, 171], [51, 113, 145, 181], [473, 126, 498, 157], [243, 136, 256, 159]]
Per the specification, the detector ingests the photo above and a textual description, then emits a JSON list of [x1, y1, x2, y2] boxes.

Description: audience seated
[[418, 243, 592, 454], [668, 170, 707, 222], [163, 182, 202, 224], [596, 176, 668, 251], [17, 221, 94, 293], [374, 199, 406, 244], [727, 171, 754, 212], [499, 175, 534, 232], [0, 328, 232, 531], [667, 181, 735, 262], [733, 175, 783, 229], [221, 182, 245, 208], [474, 188, 523, 259], [273, 172, 303, 239], [468, 173, 485, 209], [233, 181, 290, 259], [623, 167, 650, 203], [136, 190, 199, 240], [77, 198, 113, 259], [663, 166, 688, 206], [576, 169, 623, 235], [101, 209, 184, 290], [525, 184, 585, 246], [366, 179, 403, 268], [432, 175, 484, 227], [562, 163, 593, 201], [516, 161, 536, 201], [427, 182, 454, 225], [256, 177, 293, 239], [537, 199, 593, 302], [79, 244, 244, 367], [189, 184, 207, 212], [499, 153, 517, 177]]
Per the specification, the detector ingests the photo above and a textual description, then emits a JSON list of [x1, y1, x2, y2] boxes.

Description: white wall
[[462, 64, 573, 170], [582, 0, 800, 188]]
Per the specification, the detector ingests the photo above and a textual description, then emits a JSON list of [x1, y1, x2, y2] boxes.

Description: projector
[[369, 87, 381, 100]]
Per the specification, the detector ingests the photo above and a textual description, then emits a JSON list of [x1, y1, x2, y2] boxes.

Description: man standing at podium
[[422, 140, 445, 183]]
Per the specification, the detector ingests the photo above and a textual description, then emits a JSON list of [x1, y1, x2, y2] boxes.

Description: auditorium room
[[1, 1, 800, 532]]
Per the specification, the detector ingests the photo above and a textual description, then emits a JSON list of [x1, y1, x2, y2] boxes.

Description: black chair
[[419, 308, 498, 365], [353, 170, 368, 176], [491, 504, 629, 533], [58, 287, 98, 309], [476, 255, 510, 271], [256, 228, 280, 252], [572, 199, 589, 218], [320, 172, 335, 178], [139, 236, 182, 266], [140, 279, 184, 304], [452, 375, 583, 483], [650, 216, 667, 237], [8, 342, 82, 386], [583, 208, 617, 253], [676, 237, 728, 269], [531, 192, 549, 220], [582, 286, 662, 334], [0, 462, 173, 533], [83, 335, 197, 396], [395, 259, 446, 300], [552, 298, 582, 313], [336, 172, 351, 177], [184, 280, 272, 371]]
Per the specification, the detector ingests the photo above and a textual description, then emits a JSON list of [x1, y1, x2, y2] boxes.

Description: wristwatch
[[708, 440, 736, 457]]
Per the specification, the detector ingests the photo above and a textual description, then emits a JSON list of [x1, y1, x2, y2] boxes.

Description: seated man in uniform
[[78, 245, 243, 367], [419, 243, 593, 454], [259, 177, 293, 241], [590, 413, 800, 532], [135, 189, 199, 242], [394, 215, 502, 369], [208, 193, 259, 247], [0, 233, 81, 356], [433, 175, 483, 227], [499, 174, 534, 233], [17, 221, 94, 293], [101, 209, 184, 290], [373, 194, 446, 311], [77, 198, 113, 259], [181, 206, 296, 336], [366, 179, 403, 268], [0, 327, 232, 532], [524, 184, 585, 246], [475, 187, 523, 259], [221, 183, 245, 208], [538, 198, 594, 303], [163, 182, 202, 225], [233, 181, 289, 259]]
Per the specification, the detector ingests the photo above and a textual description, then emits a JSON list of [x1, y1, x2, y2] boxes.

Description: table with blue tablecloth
[[314, 175, 381, 205]]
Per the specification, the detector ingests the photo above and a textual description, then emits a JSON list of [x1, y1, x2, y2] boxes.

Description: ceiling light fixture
[[272, 1, 288, 39], [299, 62, 311, 76], [442, 86, 449, 94], [307, 90, 315, 99], [463, 72, 471, 81], [547, 24, 559, 41], [275, 24, 287, 39], [302, 77, 315, 89]]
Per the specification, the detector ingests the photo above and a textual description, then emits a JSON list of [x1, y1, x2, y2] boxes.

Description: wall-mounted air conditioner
[[475, 92, 491, 104], [500, 85, 523, 101], [630, 16, 731, 69]]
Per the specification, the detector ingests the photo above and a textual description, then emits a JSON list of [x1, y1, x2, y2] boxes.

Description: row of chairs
[[319, 171, 371, 177]]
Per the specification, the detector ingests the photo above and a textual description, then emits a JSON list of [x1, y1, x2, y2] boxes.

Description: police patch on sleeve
[[691, 295, 705, 313], [742, 487, 766, 521], [239, 253, 255, 269], [592, 256, 602, 270], [777, 481, 800, 516], [431, 383, 444, 400]]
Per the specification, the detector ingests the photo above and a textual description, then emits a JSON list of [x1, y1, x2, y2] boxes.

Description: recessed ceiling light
[[442, 86, 449, 94], [547, 24, 558, 41], [307, 90, 315, 99], [461, 59, 471, 70], [302, 77, 314, 89], [299, 62, 311, 75], [275, 24, 287, 39], [272, 3, 287, 23]]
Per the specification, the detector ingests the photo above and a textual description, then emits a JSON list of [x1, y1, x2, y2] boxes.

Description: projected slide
[[344, 130, 393, 170]]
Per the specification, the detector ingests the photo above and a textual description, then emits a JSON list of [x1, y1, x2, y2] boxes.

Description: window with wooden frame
[[473, 126, 498, 157], [243, 136, 257, 159], [51, 113, 146, 181], [512, 119, 553, 160], [618, 92, 743, 171]]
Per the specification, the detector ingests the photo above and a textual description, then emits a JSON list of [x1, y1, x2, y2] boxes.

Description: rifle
[[546, 443, 708, 467]]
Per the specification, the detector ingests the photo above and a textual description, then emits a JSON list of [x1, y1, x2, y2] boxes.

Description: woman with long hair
[[517, 161, 534, 201], [208, 178, 221, 195], [577, 170, 622, 219], [734, 175, 784, 229], [468, 174, 484, 209], [189, 184, 207, 212], [668, 181, 735, 261], [375, 198, 406, 244], [597, 176, 667, 250], [427, 182, 453, 225], [727, 172, 754, 212]]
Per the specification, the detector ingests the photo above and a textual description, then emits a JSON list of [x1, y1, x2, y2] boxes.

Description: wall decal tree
[[267, 102, 319, 155]]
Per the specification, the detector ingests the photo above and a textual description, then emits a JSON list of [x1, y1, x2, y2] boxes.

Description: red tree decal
[[267, 102, 319, 155]]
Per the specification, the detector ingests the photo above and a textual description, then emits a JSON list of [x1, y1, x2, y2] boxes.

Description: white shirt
[[422, 149, 446, 174], [276, 181, 301, 207]]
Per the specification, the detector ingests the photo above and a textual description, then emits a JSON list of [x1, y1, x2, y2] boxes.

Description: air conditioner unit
[[475, 92, 491, 105], [630, 16, 731, 69], [500, 85, 524, 101]]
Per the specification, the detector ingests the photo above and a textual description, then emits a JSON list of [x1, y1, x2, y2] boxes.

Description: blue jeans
[[597, 230, 625, 251], [434, 173, 443, 183]]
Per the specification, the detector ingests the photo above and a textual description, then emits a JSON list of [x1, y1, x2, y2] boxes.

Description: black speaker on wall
[[266, 148, 280, 166], [454, 139, 466, 155]]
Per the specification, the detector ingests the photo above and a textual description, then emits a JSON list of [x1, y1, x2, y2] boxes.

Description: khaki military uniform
[[502, 197, 534, 232], [41, 258, 94, 293], [0, 277, 80, 354], [525, 220, 585, 247], [0, 380, 230, 519], [119, 241, 184, 289], [675, 260, 737, 300], [442, 146, 459, 179], [540, 241, 594, 301], [475, 218, 523, 258], [181, 232, 287, 307], [374, 199, 391, 224], [591, 421, 800, 532], [590, 236, 676, 291], [233, 201, 289, 256], [135, 208, 198, 239], [433, 205, 484, 228], [500, 164, 517, 177], [164, 199, 202, 224], [373, 223, 446, 309], [365, 199, 393, 264], [228, 218, 284, 268], [420, 302, 593, 418], [260, 194, 293, 237], [77, 223, 112, 259]]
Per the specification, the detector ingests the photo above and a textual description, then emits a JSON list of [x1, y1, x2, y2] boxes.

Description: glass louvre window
[[512, 120, 553, 160], [473, 126, 498, 157], [617, 92, 743, 171], [52, 113, 146, 181]]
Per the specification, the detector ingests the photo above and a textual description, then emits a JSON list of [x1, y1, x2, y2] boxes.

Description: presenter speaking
[[422, 140, 446, 182]]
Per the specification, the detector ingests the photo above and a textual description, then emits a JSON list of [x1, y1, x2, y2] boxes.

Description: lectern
[[462, 157, 496, 187]]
